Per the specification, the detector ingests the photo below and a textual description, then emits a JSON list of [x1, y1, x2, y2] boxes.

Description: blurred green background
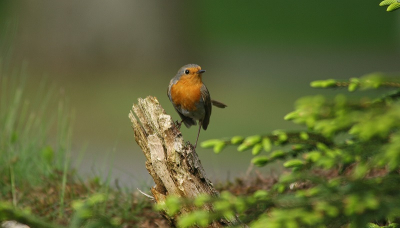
[[1, 1, 399, 187]]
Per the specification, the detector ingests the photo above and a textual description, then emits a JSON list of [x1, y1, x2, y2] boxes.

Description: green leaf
[[292, 144, 304, 151], [200, 139, 222, 148], [353, 163, 368, 179], [220, 191, 234, 200], [213, 142, 226, 154], [278, 132, 288, 142], [252, 143, 263, 155], [306, 187, 321, 197], [310, 79, 337, 88], [178, 211, 209, 228], [251, 156, 269, 167], [238, 135, 262, 151], [387, 3, 400, 11], [299, 132, 309, 140], [253, 190, 269, 200], [76, 208, 93, 219], [194, 194, 210, 207], [164, 196, 181, 216], [270, 150, 285, 159], [305, 151, 321, 162], [244, 135, 262, 145], [315, 201, 339, 217], [230, 136, 244, 144], [273, 130, 288, 144], [276, 184, 286, 193], [87, 193, 105, 205], [365, 193, 379, 210], [348, 78, 359, 92], [380, 0, 397, 6], [262, 137, 272, 151], [316, 143, 329, 151], [238, 143, 251, 152], [366, 223, 380, 228], [214, 200, 232, 212], [72, 200, 85, 210], [344, 194, 366, 215], [283, 159, 305, 168], [284, 111, 298, 120], [360, 73, 384, 89], [234, 198, 247, 213]]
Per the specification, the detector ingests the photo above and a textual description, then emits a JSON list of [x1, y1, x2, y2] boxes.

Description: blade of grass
[[9, 164, 16, 207], [57, 99, 74, 219]]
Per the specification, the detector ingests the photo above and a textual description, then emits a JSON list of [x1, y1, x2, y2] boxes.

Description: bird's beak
[[197, 70, 206, 74]]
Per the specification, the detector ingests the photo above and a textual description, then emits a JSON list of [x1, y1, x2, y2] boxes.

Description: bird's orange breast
[[171, 75, 203, 111]]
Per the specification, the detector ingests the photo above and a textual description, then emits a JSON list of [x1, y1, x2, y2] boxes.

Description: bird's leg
[[194, 121, 202, 148], [175, 120, 183, 129]]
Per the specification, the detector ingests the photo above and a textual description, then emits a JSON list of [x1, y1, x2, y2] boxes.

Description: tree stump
[[128, 96, 239, 227]]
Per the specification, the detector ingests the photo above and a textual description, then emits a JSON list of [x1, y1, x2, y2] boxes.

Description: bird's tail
[[211, 100, 227, 108]]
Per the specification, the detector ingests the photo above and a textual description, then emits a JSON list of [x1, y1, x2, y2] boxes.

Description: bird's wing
[[201, 84, 212, 130], [167, 79, 174, 102]]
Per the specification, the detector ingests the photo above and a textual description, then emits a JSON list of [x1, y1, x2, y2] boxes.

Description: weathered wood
[[129, 96, 239, 227]]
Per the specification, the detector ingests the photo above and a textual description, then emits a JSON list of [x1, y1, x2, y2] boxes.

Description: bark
[[128, 96, 239, 227]]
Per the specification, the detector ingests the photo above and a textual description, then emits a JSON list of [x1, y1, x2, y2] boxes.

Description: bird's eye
[[184, 69, 190, 75]]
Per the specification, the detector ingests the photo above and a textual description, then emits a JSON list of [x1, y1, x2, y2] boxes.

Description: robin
[[167, 64, 227, 148]]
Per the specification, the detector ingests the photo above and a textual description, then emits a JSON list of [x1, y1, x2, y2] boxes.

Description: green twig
[[9, 165, 16, 207]]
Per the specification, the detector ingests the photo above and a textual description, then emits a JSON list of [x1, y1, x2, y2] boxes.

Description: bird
[[167, 64, 227, 148]]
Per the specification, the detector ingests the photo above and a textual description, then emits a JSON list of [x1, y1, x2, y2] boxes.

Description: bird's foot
[[175, 120, 183, 129]]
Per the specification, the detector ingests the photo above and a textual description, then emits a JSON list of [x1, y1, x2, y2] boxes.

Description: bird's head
[[175, 64, 205, 81]]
